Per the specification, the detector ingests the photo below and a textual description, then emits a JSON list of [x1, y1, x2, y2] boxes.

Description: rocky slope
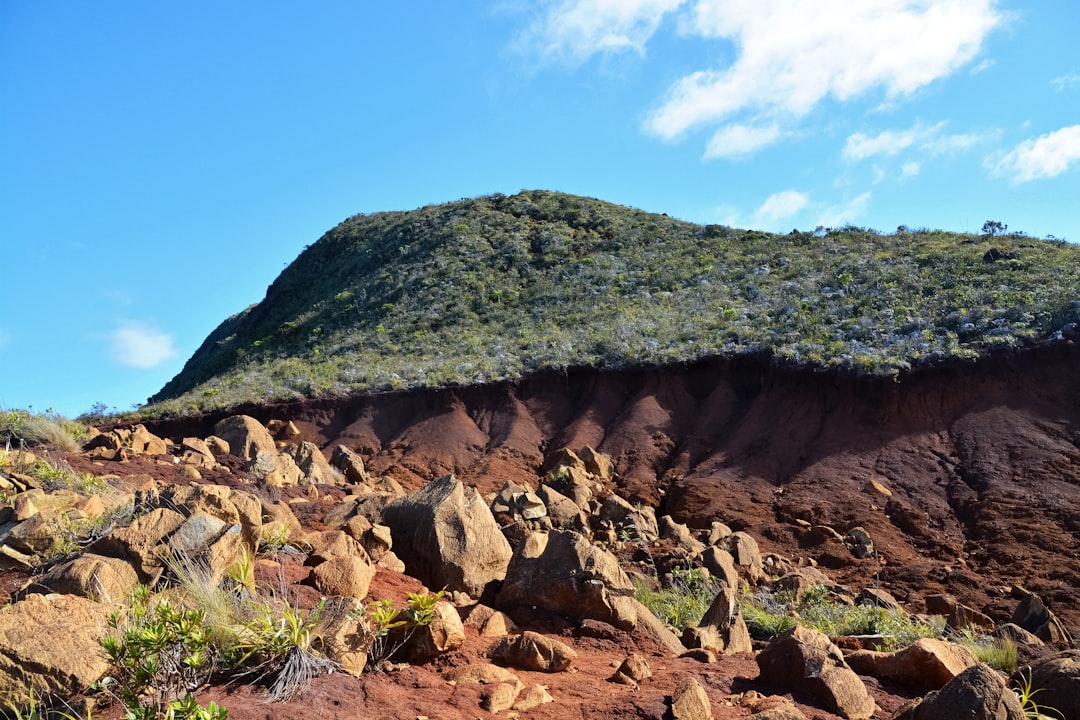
[[146, 344, 1080, 630], [3, 345, 1080, 719]]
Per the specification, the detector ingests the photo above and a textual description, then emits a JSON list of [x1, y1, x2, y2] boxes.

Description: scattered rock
[[0, 593, 113, 706], [382, 474, 512, 597], [756, 626, 876, 720], [212, 415, 278, 463], [309, 554, 375, 600], [683, 581, 752, 655], [487, 631, 577, 672], [670, 675, 713, 720], [845, 638, 978, 689], [890, 663, 1024, 720]]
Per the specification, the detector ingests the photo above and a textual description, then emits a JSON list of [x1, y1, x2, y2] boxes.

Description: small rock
[[670, 676, 713, 720], [487, 631, 577, 672]]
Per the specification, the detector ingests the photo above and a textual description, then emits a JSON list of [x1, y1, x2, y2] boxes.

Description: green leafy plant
[[101, 586, 218, 718], [360, 590, 445, 668], [1012, 667, 1062, 719], [230, 596, 336, 702]]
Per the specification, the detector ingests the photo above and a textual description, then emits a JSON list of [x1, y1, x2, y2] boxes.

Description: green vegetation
[[360, 589, 445, 669], [633, 566, 721, 631], [1, 407, 86, 452], [1012, 668, 1063, 719], [741, 586, 945, 649], [142, 191, 1080, 415]]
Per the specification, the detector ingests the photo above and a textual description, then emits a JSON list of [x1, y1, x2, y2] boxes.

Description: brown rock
[[465, 604, 518, 637], [212, 415, 277, 463], [487, 630, 577, 672], [0, 593, 113, 706], [330, 445, 368, 485], [318, 596, 371, 676], [890, 663, 1023, 720], [310, 554, 375, 600], [31, 552, 140, 604], [683, 581, 752, 655], [514, 684, 554, 711], [382, 474, 512, 597], [670, 675, 713, 720], [845, 638, 978, 689], [1010, 649, 1080, 720], [392, 601, 465, 663], [480, 682, 521, 714], [612, 652, 652, 682], [579, 446, 614, 481], [756, 626, 876, 719]]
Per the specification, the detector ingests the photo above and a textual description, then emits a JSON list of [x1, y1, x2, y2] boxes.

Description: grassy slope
[[146, 190, 1080, 415]]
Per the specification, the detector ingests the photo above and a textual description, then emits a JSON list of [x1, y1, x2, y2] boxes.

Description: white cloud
[[1051, 73, 1080, 92], [754, 190, 809, 226], [970, 58, 995, 74], [109, 324, 177, 369], [843, 120, 993, 161], [901, 161, 921, 177], [644, 0, 1002, 149], [988, 125, 1080, 182], [844, 125, 926, 161], [703, 123, 781, 159], [817, 191, 872, 228], [521, 0, 686, 63]]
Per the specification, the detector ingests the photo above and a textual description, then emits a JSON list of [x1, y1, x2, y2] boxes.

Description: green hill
[[147, 190, 1080, 415]]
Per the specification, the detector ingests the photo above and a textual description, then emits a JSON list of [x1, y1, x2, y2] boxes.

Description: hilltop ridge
[[148, 190, 1080, 415]]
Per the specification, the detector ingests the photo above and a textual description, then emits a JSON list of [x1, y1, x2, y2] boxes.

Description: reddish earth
[[11, 345, 1080, 718]]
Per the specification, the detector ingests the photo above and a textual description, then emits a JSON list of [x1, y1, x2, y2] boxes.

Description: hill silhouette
[[148, 190, 1080, 415]]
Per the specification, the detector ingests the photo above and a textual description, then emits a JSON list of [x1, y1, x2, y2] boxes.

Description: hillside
[[147, 190, 1080, 415]]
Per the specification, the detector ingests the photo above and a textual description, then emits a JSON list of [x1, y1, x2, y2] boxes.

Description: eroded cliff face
[[146, 345, 1080, 627]]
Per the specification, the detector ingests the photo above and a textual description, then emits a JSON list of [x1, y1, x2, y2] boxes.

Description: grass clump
[[0, 408, 86, 452], [633, 566, 722, 632], [955, 632, 1019, 672], [741, 585, 945, 649]]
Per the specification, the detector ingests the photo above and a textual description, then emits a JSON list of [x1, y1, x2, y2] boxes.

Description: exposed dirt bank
[[144, 345, 1080, 630]]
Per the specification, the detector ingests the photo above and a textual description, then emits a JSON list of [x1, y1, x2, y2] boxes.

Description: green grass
[[633, 566, 723, 631], [0, 408, 86, 452], [741, 586, 945, 649], [138, 191, 1080, 415]]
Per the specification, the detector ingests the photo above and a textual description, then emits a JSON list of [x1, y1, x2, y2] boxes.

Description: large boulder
[[286, 441, 337, 485], [212, 415, 278, 463], [89, 506, 186, 582], [670, 675, 713, 720], [845, 638, 978, 689], [162, 484, 263, 548], [486, 631, 577, 672], [30, 552, 140, 604], [756, 626, 876, 720], [496, 529, 638, 628], [1010, 649, 1080, 720], [682, 581, 752, 655], [0, 593, 112, 706], [496, 529, 685, 654], [381, 474, 512, 597], [890, 663, 1024, 720]]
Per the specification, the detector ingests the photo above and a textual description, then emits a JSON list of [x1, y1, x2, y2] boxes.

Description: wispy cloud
[[901, 161, 921, 177], [817, 191, 873, 228], [987, 125, 1080, 183], [519, 0, 686, 64], [109, 323, 177, 369], [704, 123, 782, 159], [1051, 73, 1080, 92], [754, 190, 809, 227], [522, 1, 1001, 157], [644, 0, 1001, 154], [843, 120, 992, 161]]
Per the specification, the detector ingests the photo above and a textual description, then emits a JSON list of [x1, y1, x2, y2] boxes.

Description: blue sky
[[1, 1, 1078, 418]]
